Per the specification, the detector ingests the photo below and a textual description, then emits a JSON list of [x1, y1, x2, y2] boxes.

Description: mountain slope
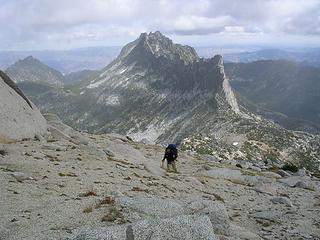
[[64, 69, 100, 84], [77, 31, 242, 142], [5, 56, 65, 85], [225, 60, 320, 131]]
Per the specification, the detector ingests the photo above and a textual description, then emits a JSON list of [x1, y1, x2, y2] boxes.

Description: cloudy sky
[[0, 0, 319, 50]]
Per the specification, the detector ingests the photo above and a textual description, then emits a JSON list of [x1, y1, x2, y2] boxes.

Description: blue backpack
[[166, 144, 178, 161]]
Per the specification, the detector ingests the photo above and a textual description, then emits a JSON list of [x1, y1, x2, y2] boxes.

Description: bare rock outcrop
[[0, 71, 46, 142]]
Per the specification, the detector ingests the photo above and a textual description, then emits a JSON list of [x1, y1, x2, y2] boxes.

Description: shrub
[[83, 207, 93, 213], [281, 163, 299, 173], [0, 149, 8, 156]]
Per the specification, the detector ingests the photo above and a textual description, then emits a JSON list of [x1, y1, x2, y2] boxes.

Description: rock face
[[5, 56, 64, 85], [0, 71, 46, 141]]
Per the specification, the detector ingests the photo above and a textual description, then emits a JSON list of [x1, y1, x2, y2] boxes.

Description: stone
[[294, 181, 314, 190], [103, 149, 115, 157], [117, 197, 185, 219], [187, 200, 230, 236], [42, 143, 67, 152], [203, 165, 212, 171], [295, 168, 307, 177], [230, 224, 263, 240], [271, 197, 293, 207], [276, 170, 291, 178], [261, 171, 282, 179], [253, 184, 278, 196], [10, 172, 35, 182], [70, 133, 89, 145], [47, 125, 72, 141], [250, 210, 282, 221], [277, 176, 304, 187], [74, 215, 217, 240], [248, 166, 261, 172]]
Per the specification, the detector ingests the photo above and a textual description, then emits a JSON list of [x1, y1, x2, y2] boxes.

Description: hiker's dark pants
[[167, 159, 177, 172]]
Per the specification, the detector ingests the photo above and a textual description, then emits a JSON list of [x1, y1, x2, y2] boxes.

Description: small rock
[[261, 171, 282, 179], [10, 172, 35, 182], [249, 166, 261, 172], [294, 168, 307, 177], [203, 165, 212, 171], [271, 197, 293, 207], [104, 149, 115, 158], [253, 184, 278, 196], [250, 210, 281, 221], [277, 170, 291, 178], [294, 181, 314, 190], [42, 143, 66, 152]]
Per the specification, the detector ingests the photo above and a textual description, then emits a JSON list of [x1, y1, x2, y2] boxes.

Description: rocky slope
[[5, 56, 65, 85], [0, 114, 319, 239], [0, 71, 319, 239], [0, 71, 47, 142], [64, 70, 100, 84]]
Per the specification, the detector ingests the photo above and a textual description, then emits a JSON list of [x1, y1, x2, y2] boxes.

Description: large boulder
[[74, 215, 217, 240], [117, 197, 230, 236], [0, 71, 46, 142]]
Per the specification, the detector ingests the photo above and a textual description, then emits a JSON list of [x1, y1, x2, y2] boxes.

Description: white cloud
[[0, 0, 319, 49]]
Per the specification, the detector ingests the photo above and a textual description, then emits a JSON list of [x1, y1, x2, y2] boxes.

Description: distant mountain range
[[223, 48, 320, 67], [6, 49, 320, 134], [5, 56, 100, 85], [1, 46, 320, 74], [0, 47, 121, 74], [225, 60, 320, 132]]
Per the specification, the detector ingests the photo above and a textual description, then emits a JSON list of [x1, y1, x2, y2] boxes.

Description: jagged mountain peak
[[22, 55, 38, 62], [118, 31, 199, 65], [15, 56, 45, 67]]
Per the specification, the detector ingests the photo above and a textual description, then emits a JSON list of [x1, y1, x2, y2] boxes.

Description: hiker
[[161, 144, 178, 172]]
